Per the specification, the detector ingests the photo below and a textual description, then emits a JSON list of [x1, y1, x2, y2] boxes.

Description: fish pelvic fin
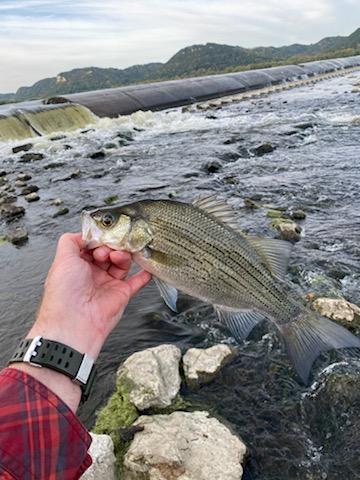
[[215, 306, 265, 340], [154, 277, 178, 312], [280, 311, 360, 384]]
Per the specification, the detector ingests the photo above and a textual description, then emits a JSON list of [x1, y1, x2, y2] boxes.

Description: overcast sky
[[0, 0, 359, 92]]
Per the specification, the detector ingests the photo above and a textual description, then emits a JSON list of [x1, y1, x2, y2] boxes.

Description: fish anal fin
[[193, 195, 241, 231], [246, 235, 293, 281], [215, 306, 265, 340], [280, 311, 360, 384], [154, 277, 178, 312]]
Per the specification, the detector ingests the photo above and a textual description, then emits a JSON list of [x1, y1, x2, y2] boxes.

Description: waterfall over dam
[[1, 55, 360, 142]]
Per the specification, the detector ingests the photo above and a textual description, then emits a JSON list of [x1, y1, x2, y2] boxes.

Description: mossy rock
[[266, 209, 286, 219], [0, 235, 7, 246], [104, 195, 119, 205]]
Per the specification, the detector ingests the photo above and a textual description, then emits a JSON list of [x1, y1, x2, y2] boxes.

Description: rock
[[0, 170, 7, 177], [250, 143, 276, 156], [117, 344, 181, 411], [0, 204, 25, 221], [206, 114, 218, 120], [6, 227, 28, 245], [12, 143, 33, 154], [203, 160, 222, 174], [50, 134, 67, 141], [244, 197, 260, 209], [81, 433, 116, 480], [25, 192, 40, 202], [19, 153, 44, 163], [50, 198, 63, 206], [272, 219, 302, 242], [14, 180, 27, 188], [104, 195, 119, 205], [104, 143, 117, 149], [118, 139, 129, 147], [0, 177, 8, 186], [123, 411, 247, 480], [117, 132, 134, 142], [20, 185, 39, 196], [266, 209, 286, 219], [89, 151, 105, 159], [52, 207, 69, 218], [313, 298, 360, 327], [290, 209, 306, 220], [52, 170, 80, 182], [44, 161, 67, 169], [183, 345, 236, 389], [16, 173, 32, 181], [223, 136, 244, 145], [223, 175, 239, 185], [64, 144, 73, 150], [0, 195, 17, 205], [220, 151, 241, 162]]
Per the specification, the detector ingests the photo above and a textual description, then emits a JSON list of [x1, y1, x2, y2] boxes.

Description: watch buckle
[[23, 336, 43, 367]]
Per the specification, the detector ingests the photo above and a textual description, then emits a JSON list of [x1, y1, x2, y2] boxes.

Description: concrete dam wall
[[1, 55, 360, 142]]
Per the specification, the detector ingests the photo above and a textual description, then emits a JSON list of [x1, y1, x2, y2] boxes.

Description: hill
[[1, 27, 359, 104]]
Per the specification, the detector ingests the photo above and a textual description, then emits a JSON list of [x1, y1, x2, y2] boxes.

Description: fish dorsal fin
[[193, 195, 241, 230], [214, 306, 265, 340], [246, 236, 293, 281], [154, 277, 178, 312]]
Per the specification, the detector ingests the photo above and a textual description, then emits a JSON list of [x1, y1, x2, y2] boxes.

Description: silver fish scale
[[135, 200, 301, 324]]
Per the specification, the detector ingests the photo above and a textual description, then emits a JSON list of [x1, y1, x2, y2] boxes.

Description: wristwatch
[[8, 336, 96, 402]]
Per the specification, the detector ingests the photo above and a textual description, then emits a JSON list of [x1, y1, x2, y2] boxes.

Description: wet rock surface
[[6, 227, 28, 245], [123, 411, 247, 480], [116, 344, 182, 411], [183, 345, 236, 389], [313, 297, 360, 327], [81, 433, 116, 480]]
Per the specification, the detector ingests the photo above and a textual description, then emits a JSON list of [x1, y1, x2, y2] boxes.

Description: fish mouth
[[81, 210, 102, 249]]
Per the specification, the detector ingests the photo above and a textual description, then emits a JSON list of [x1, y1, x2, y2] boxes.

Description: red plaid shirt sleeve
[[0, 368, 92, 479]]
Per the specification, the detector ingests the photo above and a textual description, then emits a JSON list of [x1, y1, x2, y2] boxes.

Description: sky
[[0, 0, 359, 93]]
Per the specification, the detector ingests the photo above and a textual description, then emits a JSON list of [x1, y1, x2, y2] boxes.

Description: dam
[[1, 55, 360, 142]]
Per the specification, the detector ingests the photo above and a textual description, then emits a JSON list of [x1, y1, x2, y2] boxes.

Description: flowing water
[[0, 73, 360, 479]]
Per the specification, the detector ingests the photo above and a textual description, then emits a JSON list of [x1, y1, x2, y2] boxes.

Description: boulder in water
[[183, 345, 236, 389], [89, 151, 106, 160], [52, 207, 69, 218], [52, 170, 80, 182], [290, 209, 306, 220], [20, 185, 39, 196], [6, 227, 28, 245], [203, 159, 222, 174], [0, 204, 25, 221], [81, 433, 116, 480], [12, 143, 33, 154], [14, 180, 27, 188], [25, 192, 40, 202], [19, 153, 44, 163], [313, 297, 360, 327], [116, 344, 181, 411], [0, 170, 7, 177], [250, 143, 276, 156], [123, 411, 247, 480], [272, 218, 302, 242], [16, 173, 32, 181]]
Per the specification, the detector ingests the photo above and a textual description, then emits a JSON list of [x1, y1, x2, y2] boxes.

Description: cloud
[[0, 0, 358, 92]]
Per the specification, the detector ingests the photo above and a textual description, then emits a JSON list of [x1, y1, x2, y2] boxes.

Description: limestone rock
[[0, 204, 25, 221], [20, 185, 39, 196], [25, 192, 40, 202], [272, 218, 302, 242], [16, 173, 32, 181], [19, 152, 44, 163], [183, 345, 236, 389], [313, 297, 360, 326], [52, 207, 69, 218], [12, 143, 33, 154], [123, 411, 247, 480], [6, 227, 28, 245], [117, 344, 181, 411], [81, 433, 116, 480]]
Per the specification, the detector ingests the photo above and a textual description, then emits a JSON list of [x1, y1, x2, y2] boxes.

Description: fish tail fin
[[280, 310, 360, 384]]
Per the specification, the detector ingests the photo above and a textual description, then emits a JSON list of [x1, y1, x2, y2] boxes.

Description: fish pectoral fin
[[154, 277, 178, 312], [214, 306, 265, 340], [192, 194, 242, 231], [246, 236, 293, 281]]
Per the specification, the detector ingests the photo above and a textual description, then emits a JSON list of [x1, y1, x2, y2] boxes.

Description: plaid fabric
[[0, 368, 92, 479]]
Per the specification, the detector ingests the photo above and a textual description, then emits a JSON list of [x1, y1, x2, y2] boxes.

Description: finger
[[126, 270, 152, 297], [80, 251, 94, 263], [108, 265, 129, 280], [93, 246, 112, 263], [55, 232, 84, 260], [109, 250, 132, 272]]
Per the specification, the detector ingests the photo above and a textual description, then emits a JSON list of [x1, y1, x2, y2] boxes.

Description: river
[[1, 72, 360, 479]]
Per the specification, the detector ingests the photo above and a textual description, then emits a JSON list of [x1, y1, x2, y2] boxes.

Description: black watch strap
[[8, 337, 96, 401]]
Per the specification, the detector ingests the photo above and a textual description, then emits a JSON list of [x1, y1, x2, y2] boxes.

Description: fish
[[81, 195, 360, 383]]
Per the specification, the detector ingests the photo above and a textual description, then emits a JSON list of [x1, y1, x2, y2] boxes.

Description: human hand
[[29, 232, 151, 360]]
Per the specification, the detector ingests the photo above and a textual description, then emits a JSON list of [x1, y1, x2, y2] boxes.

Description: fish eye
[[101, 213, 114, 228]]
